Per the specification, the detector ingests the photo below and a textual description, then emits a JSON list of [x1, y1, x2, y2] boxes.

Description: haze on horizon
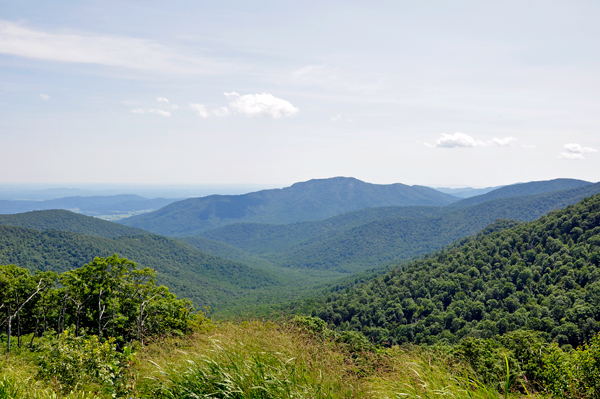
[[1, 0, 599, 188]]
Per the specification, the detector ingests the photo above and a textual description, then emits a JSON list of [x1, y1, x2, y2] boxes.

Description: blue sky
[[1, 0, 599, 188]]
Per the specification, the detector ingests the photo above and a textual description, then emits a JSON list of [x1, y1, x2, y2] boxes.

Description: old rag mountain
[[118, 177, 459, 236]]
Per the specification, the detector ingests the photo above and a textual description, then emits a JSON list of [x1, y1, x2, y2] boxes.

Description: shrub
[[542, 331, 600, 398], [36, 327, 132, 394]]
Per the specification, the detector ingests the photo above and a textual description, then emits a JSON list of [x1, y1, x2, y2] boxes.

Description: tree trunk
[[30, 316, 39, 349], [7, 303, 11, 355], [16, 306, 21, 348]]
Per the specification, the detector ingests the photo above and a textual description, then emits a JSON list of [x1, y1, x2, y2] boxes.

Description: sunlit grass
[[0, 321, 518, 398]]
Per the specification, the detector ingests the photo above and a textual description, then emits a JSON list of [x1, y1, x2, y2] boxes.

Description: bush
[[291, 315, 332, 339], [36, 327, 132, 394], [542, 331, 600, 398]]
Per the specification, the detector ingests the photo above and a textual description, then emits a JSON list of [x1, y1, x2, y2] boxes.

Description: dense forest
[[0, 225, 283, 310], [297, 193, 600, 349]]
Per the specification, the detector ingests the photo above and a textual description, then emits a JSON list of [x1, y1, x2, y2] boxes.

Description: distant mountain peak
[[119, 177, 458, 236]]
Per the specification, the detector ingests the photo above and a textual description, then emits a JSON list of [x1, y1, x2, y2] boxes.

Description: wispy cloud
[[190, 104, 209, 118], [129, 108, 171, 117], [39, 94, 49, 100], [430, 132, 518, 148], [331, 114, 342, 122], [157, 97, 169, 103], [211, 107, 230, 117], [0, 20, 226, 74], [558, 143, 597, 160], [190, 93, 298, 119], [490, 137, 518, 147], [224, 92, 299, 118], [434, 132, 485, 148], [190, 103, 230, 118]]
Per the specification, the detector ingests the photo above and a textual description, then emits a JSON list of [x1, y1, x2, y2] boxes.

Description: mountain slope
[[432, 186, 503, 198], [298, 193, 600, 347], [119, 177, 459, 236], [448, 178, 591, 208], [0, 210, 149, 238], [196, 182, 600, 273], [197, 206, 446, 255], [0, 225, 283, 310]]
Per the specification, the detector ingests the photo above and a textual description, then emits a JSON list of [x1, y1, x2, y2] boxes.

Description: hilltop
[[0, 209, 148, 237], [119, 177, 459, 236]]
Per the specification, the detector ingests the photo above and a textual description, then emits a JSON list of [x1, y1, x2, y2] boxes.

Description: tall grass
[[138, 321, 361, 398], [1, 321, 516, 398], [364, 346, 510, 399]]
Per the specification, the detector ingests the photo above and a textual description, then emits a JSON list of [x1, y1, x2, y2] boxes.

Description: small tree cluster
[[1, 254, 195, 354]]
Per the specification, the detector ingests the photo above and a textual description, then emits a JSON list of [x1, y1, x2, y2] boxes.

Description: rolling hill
[[0, 209, 149, 238], [0, 224, 284, 311], [192, 182, 600, 273], [297, 193, 600, 347], [119, 177, 459, 236], [447, 178, 591, 208]]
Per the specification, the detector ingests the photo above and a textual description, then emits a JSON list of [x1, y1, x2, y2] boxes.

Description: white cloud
[[190, 103, 209, 118], [129, 108, 170, 117], [224, 92, 299, 118], [211, 107, 230, 117], [331, 114, 342, 122], [157, 97, 169, 103], [434, 132, 485, 148], [558, 152, 585, 160], [563, 143, 597, 154], [189, 104, 230, 118], [147, 109, 171, 117], [558, 143, 598, 160], [0, 20, 224, 74], [490, 137, 518, 146], [432, 132, 518, 148], [39, 94, 49, 100]]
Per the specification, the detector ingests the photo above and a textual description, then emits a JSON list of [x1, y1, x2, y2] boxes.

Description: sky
[[1, 0, 600, 189]]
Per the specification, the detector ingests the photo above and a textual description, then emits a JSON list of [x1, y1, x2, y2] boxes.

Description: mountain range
[[118, 177, 459, 235], [1, 176, 599, 314]]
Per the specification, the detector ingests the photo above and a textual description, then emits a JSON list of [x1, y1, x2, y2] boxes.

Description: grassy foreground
[[0, 319, 521, 399]]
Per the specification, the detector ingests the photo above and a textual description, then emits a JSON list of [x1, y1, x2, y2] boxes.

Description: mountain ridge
[[119, 177, 459, 236]]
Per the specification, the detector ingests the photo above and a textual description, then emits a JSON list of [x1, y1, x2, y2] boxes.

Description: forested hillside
[[0, 225, 283, 310], [448, 178, 591, 208], [195, 182, 600, 273], [0, 210, 148, 237], [120, 177, 459, 235], [298, 193, 600, 348]]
